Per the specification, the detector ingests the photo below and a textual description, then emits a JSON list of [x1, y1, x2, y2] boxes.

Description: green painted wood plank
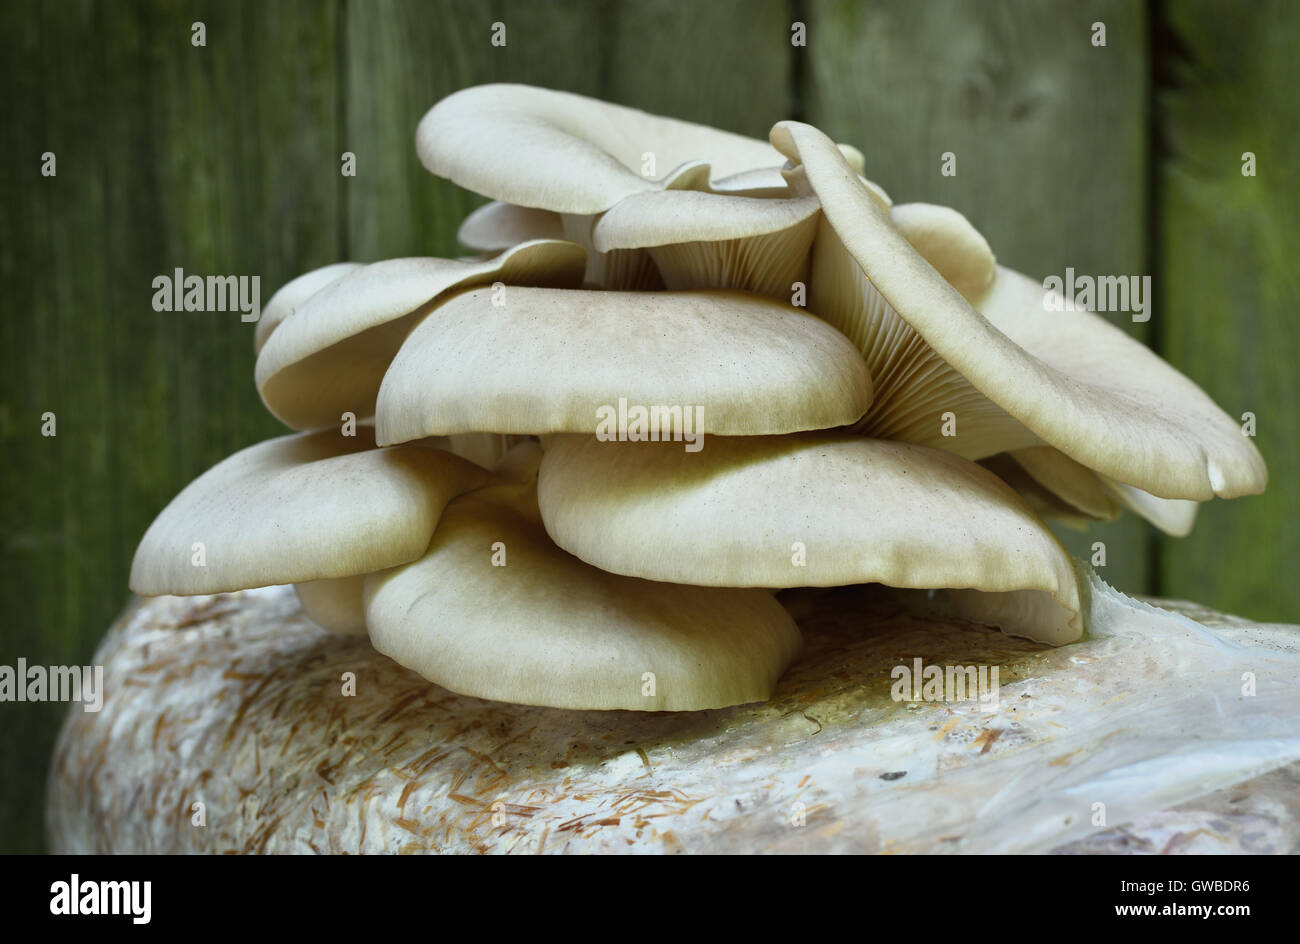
[[0, 0, 340, 852], [1157, 0, 1300, 621], [343, 0, 613, 260], [602, 0, 793, 139], [342, 0, 793, 260], [803, 0, 1153, 593]]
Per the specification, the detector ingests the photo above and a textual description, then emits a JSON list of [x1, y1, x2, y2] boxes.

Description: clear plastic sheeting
[[48, 570, 1300, 854]]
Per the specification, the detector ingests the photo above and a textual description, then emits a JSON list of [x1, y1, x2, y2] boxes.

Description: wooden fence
[[2, 0, 1296, 851]]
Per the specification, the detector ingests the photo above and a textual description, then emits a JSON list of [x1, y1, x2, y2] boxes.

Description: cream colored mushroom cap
[[129, 427, 487, 596], [889, 203, 995, 300], [538, 433, 1082, 645], [416, 84, 785, 215], [374, 286, 873, 444], [364, 489, 802, 711], [457, 201, 564, 252], [773, 120, 1266, 501], [593, 190, 821, 250], [255, 262, 361, 354], [255, 240, 586, 430], [294, 575, 367, 636]]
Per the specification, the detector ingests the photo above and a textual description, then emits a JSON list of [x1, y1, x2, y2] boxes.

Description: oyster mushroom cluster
[[130, 84, 1266, 712]]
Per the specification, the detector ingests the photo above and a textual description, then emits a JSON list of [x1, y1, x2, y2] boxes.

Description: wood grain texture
[[803, 0, 1154, 592], [343, 0, 610, 260], [342, 0, 792, 260], [1157, 0, 1300, 622], [0, 0, 797, 853], [0, 0, 340, 853], [3, 0, 1296, 856]]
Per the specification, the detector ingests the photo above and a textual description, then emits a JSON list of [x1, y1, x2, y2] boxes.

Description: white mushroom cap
[[558, 212, 665, 290], [416, 84, 786, 215], [364, 482, 803, 711], [592, 190, 821, 297], [1011, 447, 1122, 521], [988, 448, 1200, 537], [294, 575, 367, 635], [255, 240, 586, 430], [1103, 480, 1199, 537], [129, 426, 487, 595], [978, 454, 1100, 530], [374, 286, 873, 445], [255, 262, 361, 354], [457, 201, 564, 252], [537, 434, 1082, 645], [775, 120, 1266, 500], [889, 203, 995, 300]]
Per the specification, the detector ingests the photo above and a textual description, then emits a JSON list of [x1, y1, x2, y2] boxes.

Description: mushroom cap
[[374, 286, 873, 444], [294, 575, 367, 636], [364, 487, 802, 711], [255, 240, 586, 430], [255, 262, 361, 354], [129, 427, 488, 595], [537, 433, 1082, 644], [416, 84, 786, 215], [889, 203, 995, 300], [592, 190, 822, 297], [457, 201, 564, 252], [774, 120, 1266, 500], [593, 191, 821, 250], [1011, 447, 1121, 521], [978, 454, 1100, 530], [1104, 480, 1199, 537]]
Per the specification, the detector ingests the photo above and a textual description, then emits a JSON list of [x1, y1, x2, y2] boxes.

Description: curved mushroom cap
[[255, 240, 586, 430], [294, 575, 367, 636], [364, 487, 802, 711], [255, 262, 361, 354], [807, 217, 1034, 458], [129, 427, 488, 595], [978, 454, 1100, 531], [1104, 479, 1199, 538], [416, 84, 786, 215], [708, 166, 797, 198], [457, 201, 564, 252], [774, 120, 1266, 501], [1011, 447, 1121, 521], [889, 203, 995, 300], [537, 434, 1082, 645], [987, 449, 1199, 537], [592, 190, 821, 297], [374, 286, 873, 445], [691, 144, 887, 204]]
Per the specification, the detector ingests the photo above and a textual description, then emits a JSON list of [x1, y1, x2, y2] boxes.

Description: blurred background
[[1, 0, 1296, 852]]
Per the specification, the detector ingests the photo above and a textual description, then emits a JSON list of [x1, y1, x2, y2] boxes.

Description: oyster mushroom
[[592, 189, 822, 297], [118, 83, 1268, 720], [365, 446, 802, 710], [255, 240, 586, 430], [456, 201, 565, 253], [128, 426, 487, 633], [373, 285, 873, 444], [770, 119, 1267, 501], [537, 433, 1082, 644], [254, 261, 361, 354]]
